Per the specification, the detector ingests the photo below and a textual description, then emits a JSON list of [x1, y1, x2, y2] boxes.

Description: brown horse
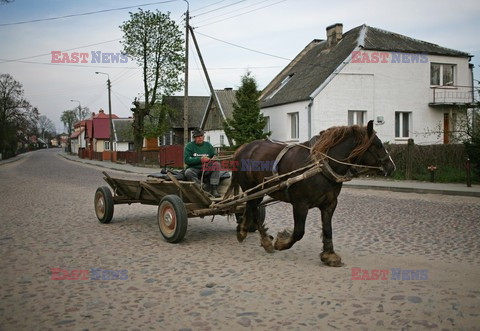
[[225, 120, 395, 266]]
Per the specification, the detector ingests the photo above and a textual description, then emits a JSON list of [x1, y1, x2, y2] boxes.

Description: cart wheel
[[158, 195, 188, 243], [236, 205, 266, 232], [94, 186, 114, 224]]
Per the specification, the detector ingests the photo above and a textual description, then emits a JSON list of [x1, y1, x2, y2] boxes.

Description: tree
[[0, 73, 38, 158], [37, 115, 56, 146], [120, 9, 184, 151], [61, 110, 78, 152], [224, 72, 269, 147]]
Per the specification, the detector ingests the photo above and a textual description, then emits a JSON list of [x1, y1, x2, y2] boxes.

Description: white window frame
[[289, 112, 299, 140], [431, 63, 456, 87], [220, 135, 224, 146], [104, 140, 110, 150], [263, 116, 270, 134], [395, 111, 412, 139], [348, 110, 366, 126]]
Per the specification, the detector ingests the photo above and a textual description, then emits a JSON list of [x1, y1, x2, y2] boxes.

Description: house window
[[104, 141, 110, 150], [207, 135, 210, 142], [289, 112, 299, 140], [431, 63, 455, 86], [266, 74, 294, 100], [220, 135, 224, 146], [128, 142, 134, 151], [395, 112, 411, 138], [263, 116, 270, 134], [348, 110, 366, 126]]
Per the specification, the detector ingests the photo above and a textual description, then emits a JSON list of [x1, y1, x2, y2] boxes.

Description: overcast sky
[[1, 0, 479, 133]]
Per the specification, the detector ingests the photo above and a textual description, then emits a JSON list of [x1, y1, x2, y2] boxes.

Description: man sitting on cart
[[184, 128, 221, 198]]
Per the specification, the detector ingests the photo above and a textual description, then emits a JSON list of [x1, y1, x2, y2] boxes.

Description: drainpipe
[[307, 98, 313, 139]]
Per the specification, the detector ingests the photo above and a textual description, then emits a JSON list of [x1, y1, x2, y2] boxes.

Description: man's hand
[[201, 156, 210, 163]]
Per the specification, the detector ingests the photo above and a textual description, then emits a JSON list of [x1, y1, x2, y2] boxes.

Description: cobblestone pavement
[[1, 149, 479, 330]]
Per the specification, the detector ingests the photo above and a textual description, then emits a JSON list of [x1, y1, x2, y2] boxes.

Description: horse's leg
[[274, 203, 308, 251], [319, 193, 343, 267], [243, 198, 274, 253], [236, 208, 249, 243]]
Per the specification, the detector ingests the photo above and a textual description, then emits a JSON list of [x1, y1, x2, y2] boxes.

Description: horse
[[225, 120, 395, 266]]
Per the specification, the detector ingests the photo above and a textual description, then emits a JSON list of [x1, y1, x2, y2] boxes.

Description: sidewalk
[[58, 151, 480, 198]]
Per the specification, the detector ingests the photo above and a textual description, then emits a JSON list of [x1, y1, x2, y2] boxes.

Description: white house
[[260, 24, 474, 145], [112, 118, 135, 152], [200, 88, 237, 148]]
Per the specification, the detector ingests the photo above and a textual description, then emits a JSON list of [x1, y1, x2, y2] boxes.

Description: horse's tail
[[223, 143, 247, 200]]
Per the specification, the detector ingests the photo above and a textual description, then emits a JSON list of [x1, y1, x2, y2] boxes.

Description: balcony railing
[[430, 85, 474, 106]]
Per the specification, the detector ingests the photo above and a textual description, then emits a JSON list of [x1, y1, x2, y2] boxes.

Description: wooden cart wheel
[[236, 205, 266, 232], [94, 186, 114, 224], [158, 195, 188, 243]]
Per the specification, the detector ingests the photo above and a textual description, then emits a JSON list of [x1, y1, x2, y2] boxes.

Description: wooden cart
[[94, 171, 265, 243]]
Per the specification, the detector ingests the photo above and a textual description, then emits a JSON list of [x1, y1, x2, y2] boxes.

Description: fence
[[386, 140, 469, 181], [116, 145, 184, 168]]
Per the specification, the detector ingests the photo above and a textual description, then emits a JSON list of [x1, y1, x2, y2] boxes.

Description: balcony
[[429, 85, 474, 107]]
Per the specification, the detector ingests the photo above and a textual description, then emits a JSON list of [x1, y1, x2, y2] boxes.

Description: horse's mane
[[310, 125, 375, 161]]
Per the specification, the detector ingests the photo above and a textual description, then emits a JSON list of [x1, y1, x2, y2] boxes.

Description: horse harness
[[267, 139, 353, 184]]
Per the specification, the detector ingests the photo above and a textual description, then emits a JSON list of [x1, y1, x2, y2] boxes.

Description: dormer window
[[431, 63, 455, 86], [266, 74, 294, 100]]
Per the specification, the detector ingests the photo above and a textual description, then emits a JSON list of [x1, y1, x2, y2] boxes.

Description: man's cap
[[192, 128, 205, 137]]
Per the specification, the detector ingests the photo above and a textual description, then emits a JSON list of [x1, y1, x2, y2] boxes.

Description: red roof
[[93, 118, 112, 139]]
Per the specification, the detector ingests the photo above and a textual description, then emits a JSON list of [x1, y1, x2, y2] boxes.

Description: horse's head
[[355, 120, 396, 176]]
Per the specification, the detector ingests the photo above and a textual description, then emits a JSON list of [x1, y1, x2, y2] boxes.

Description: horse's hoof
[[320, 251, 343, 267], [236, 230, 247, 243], [274, 229, 292, 250], [261, 237, 275, 253]]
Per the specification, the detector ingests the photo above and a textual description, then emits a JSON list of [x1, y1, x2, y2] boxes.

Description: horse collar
[[320, 159, 353, 183]]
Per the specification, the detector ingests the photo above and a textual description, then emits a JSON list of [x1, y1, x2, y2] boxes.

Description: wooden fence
[[386, 140, 468, 180], [116, 145, 184, 168]]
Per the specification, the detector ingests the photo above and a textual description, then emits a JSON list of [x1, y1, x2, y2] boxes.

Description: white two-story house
[[260, 23, 474, 144]]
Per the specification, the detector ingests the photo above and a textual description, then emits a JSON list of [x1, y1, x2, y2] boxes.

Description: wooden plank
[[166, 172, 197, 203], [140, 182, 167, 202], [187, 182, 212, 207]]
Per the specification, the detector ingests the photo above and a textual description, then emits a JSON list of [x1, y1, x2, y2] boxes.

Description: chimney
[[326, 23, 343, 47], [99, 109, 104, 114]]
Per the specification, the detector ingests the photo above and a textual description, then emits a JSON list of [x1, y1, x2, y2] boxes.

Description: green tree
[[61, 109, 78, 152], [144, 103, 174, 139], [224, 72, 269, 147], [0, 73, 38, 158], [120, 9, 184, 151]]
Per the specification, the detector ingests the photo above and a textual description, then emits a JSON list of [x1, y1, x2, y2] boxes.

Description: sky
[[1, 0, 479, 133]]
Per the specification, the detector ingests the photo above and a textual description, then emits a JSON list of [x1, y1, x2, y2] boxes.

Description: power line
[[0, 0, 179, 27], [192, 0, 246, 18], [191, 0, 229, 13], [195, 0, 288, 28], [194, 30, 292, 61], [0, 38, 122, 64], [193, 0, 272, 25]]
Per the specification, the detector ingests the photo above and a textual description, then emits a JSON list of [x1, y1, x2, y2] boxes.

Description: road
[[1, 149, 479, 330]]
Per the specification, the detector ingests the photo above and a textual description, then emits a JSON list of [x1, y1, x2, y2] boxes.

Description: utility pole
[[183, 0, 190, 146], [70, 99, 82, 149], [189, 26, 232, 145], [95, 71, 114, 162]]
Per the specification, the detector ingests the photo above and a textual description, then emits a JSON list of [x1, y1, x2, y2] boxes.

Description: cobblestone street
[[1, 149, 479, 330]]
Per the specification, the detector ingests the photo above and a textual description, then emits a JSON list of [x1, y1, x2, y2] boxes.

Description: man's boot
[[210, 184, 221, 198]]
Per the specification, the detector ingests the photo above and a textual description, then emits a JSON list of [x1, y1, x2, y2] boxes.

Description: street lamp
[[70, 99, 82, 149], [95, 71, 114, 162]]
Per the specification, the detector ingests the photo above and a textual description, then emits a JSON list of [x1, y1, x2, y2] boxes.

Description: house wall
[[205, 129, 231, 148], [317, 51, 472, 144], [95, 139, 105, 152], [115, 142, 130, 152], [261, 100, 309, 142], [263, 50, 472, 144]]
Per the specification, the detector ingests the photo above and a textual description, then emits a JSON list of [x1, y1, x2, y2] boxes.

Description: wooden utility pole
[[183, 3, 190, 146], [189, 26, 233, 146]]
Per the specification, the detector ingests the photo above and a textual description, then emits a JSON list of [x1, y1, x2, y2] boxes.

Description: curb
[[343, 183, 480, 198]]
